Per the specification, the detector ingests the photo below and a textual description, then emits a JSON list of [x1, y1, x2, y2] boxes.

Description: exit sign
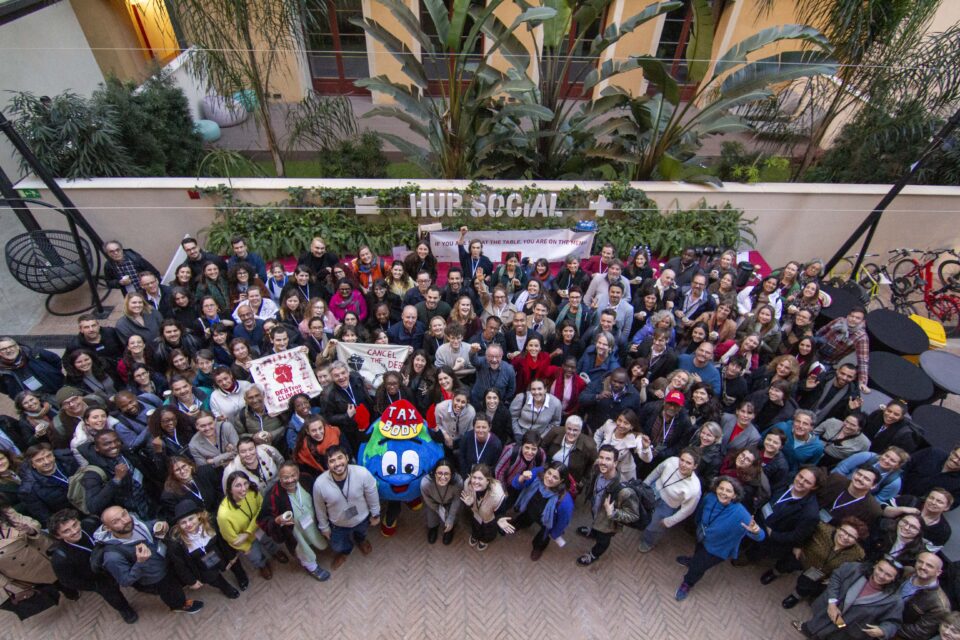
[[18, 189, 40, 199]]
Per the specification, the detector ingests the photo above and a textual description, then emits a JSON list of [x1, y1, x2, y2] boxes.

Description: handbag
[[1, 581, 60, 620]]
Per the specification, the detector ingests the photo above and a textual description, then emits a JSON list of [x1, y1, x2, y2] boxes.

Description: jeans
[[641, 499, 681, 547], [330, 520, 370, 555], [682, 542, 725, 587], [243, 535, 282, 569]]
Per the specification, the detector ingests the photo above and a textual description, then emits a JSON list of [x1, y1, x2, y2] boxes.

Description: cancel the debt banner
[[249, 348, 323, 416], [335, 342, 412, 388]]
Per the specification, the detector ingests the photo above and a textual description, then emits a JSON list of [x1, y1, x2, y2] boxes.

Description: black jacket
[[504, 329, 543, 358], [159, 464, 223, 523], [48, 521, 120, 592], [0, 345, 64, 401], [167, 525, 237, 585], [580, 384, 642, 432], [103, 249, 160, 290], [757, 489, 819, 547], [863, 410, 920, 453], [80, 448, 161, 519], [65, 327, 125, 372], [632, 339, 678, 383], [17, 452, 79, 521], [323, 372, 375, 453]]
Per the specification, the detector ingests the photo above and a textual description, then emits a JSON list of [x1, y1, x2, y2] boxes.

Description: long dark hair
[[224, 471, 257, 508], [537, 460, 570, 496]]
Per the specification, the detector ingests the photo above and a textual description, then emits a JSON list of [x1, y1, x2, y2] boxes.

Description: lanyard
[[342, 385, 357, 405], [64, 532, 95, 553], [470, 257, 480, 278], [177, 398, 198, 413], [660, 414, 677, 443], [474, 433, 490, 463], [290, 485, 306, 512], [165, 430, 180, 447], [831, 491, 866, 512], [254, 413, 264, 432], [703, 500, 729, 529], [334, 472, 351, 500], [51, 466, 69, 485], [184, 480, 203, 503], [775, 489, 799, 506], [298, 284, 310, 299], [529, 399, 546, 424], [662, 468, 686, 490], [558, 441, 572, 465]]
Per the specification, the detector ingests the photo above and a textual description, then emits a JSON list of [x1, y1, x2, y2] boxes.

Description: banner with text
[[430, 229, 595, 264], [335, 342, 413, 389], [250, 348, 323, 416]]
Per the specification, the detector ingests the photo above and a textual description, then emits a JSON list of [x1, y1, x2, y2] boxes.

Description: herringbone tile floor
[[10, 507, 802, 639]]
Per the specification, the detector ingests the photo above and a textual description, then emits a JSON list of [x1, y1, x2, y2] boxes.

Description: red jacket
[[550, 373, 587, 417]]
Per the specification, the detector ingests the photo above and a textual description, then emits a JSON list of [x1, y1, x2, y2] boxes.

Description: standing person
[[457, 226, 494, 284], [217, 472, 288, 580], [747, 467, 822, 570], [541, 416, 597, 490], [221, 436, 285, 496], [312, 446, 380, 570], [210, 367, 253, 424], [575, 445, 641, 566], [115, 293, 165, 345], [167, 501, 247, 599], [103, 240, 160, 295], [227, 236, 268, 282], [94, 506, 204, 614], [259, 462, 332, 582], [0, 337, 64, 403], [48, 508, 138, 624], [674, 476, 766, 601], [593, 409, 652, 481], [457, 417, 503, 475], [896, 552, 950, 640], [420, 459, 463, 546], [498, 461, 575, 561], [795, 559, 905, 639], [638, 448, 702, 553], [0, 502, 66, 615], [816, 307, 871, 393], [66, 315, 125, 374], [459, 464, 506, 552]]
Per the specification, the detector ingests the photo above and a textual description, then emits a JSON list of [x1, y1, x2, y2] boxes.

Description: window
[[420, 0, 484, 94], [304, 0, 370, 94]]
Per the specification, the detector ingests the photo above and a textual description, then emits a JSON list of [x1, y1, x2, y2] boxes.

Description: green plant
[[165, 0, 318, 176], [352, 0, 556, 179], [285, 91, 359, 155], [197, 149, 267, 179], [200, 183, 755, 261], [93, 74, 203, 177], [314, 132, 389, 178], [587, 0, 836, 181], [7, 91, 137, 179]]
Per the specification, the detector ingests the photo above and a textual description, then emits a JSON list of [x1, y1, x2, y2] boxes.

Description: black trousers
[[587, 529, 615, 558], [136, 573, 187, 610], [511, 510, 550, 551], [470, 518, 499, 543], [682, 542, 725, 587]]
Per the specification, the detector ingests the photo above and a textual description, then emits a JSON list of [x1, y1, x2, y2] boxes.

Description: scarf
[[515, 476, 561, 530]]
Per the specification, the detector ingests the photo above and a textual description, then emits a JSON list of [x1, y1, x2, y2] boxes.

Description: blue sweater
[[766, 421, 824, 472], [511, 467, 574, 539], [835, 452, 902, 504], [697, 493, 765, 559], [678, 353, 721, 394]]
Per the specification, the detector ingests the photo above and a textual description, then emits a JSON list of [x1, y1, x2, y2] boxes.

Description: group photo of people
[[0, 227, 958, 640]]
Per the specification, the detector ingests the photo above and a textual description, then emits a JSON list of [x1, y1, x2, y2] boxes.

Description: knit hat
[[55, 386, 84, 405], [664, 390, 685, 406]]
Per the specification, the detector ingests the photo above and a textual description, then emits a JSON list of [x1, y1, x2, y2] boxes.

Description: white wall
[[151, 48, 207, 122], [9, 177, 960, 275], [0, 1, 106, 179]]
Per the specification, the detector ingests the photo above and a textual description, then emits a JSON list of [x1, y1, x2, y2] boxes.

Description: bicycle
[[890, 283, 960, 337], [888, 247, 960, 295]]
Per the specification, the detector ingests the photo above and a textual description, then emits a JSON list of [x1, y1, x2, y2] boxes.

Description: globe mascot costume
[[359, 399, 444, 536]]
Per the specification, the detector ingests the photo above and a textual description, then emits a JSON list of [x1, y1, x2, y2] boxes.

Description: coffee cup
[[282, 511, 294, 523]]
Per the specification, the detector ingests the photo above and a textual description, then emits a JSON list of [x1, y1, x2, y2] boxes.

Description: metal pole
[[0, 165, 41, 232], [0, 111, 104, 313], [824, 106, 960, 276]]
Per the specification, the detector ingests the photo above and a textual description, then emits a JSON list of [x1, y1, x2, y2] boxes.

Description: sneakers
[[120, 608, 139, 624], [576, 553, 597, 566], [782, 595, 800, 609], [476, 541, 488, 551], [309, 567, 331, 582], [675, 555, 691, 567], [468, 536, 478, 547], [675, 583, 690, 601], [638, 540, 653, 553], [177, 600, 204, 614]]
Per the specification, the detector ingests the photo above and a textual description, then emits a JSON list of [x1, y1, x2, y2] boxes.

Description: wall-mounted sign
[[409, 191, 564, 218]]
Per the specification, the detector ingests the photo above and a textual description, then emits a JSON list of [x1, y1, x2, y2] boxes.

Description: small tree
[[165, 0, 316, 177]]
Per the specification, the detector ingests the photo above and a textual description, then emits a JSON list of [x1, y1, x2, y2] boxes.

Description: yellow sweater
[[217, 490, 262, 552]]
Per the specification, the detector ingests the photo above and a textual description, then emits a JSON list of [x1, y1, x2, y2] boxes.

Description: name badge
[[131, 467, 144, 485], [200, 550, 222, 569], [818, 508, 833, 523], [761, 503, 774, 519], [298, 514, 314, 530], [23, 376, 42, 391], [343, 505, 358, 519]]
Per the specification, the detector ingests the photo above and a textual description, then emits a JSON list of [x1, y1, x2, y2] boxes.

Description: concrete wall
[[10, 177, 960, 274], [0, 1, 106, 179]]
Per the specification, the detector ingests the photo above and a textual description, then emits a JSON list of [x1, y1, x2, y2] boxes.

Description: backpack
[[614, 478, 657, 531], [66, 465, 108, 513]]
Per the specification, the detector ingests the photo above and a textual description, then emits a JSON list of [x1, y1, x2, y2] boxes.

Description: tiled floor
[[9, 507, 806, 640]]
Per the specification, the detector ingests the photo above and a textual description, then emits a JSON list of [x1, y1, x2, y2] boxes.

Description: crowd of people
[[0, 229, 958, 638]]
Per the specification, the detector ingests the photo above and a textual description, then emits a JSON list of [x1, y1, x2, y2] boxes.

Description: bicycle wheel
[[891, 259, 919, 292], [927, 295, 960, 338], [827, 257, 855, 284], [888, 293, 918, 316], [857, 263, 881, 300], [937, 259, 960, 291]]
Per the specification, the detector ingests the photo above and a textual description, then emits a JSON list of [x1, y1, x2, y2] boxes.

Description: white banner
[[249, 348, 323, 416], [430, 229, 595, 264], [335, 342, 413, 389]]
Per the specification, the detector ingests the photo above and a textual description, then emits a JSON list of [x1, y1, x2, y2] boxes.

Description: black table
[[866, 309, 929, 355], [867, 351, 934, 405], [912, 404, 960, 450], [817, 286, 860, 330], [919, 350, 960, 398]]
